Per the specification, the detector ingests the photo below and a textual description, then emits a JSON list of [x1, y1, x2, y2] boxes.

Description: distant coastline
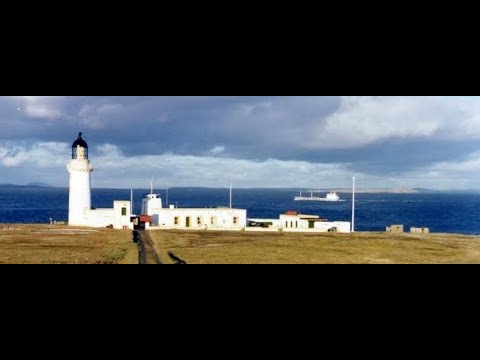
[[328, 188, 419, 194], [1, 184, 479, 194], [0, 183, 54, 188]]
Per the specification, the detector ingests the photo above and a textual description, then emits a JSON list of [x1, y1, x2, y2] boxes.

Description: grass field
[[148, 230, 480, 264], [0, 224, 138, 264], [2, 225, 479, 264]]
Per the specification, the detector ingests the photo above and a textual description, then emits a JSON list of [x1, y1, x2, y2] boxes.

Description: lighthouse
[[67, 132, 93, 226]]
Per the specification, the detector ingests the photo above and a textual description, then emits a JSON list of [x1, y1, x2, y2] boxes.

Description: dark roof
[[72, 132, 88, 148]]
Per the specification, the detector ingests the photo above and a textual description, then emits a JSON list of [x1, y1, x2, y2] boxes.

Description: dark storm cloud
[[1, 96, 480, 189], [0, 96, 341, 157]]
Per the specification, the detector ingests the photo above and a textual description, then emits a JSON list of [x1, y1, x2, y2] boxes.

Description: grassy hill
[[148, 230, 480, 264], [2, 224, 479, 264], [0, 224, 137, 264]]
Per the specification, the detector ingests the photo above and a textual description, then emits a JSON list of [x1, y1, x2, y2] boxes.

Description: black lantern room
[[72, 132, 88, 159]]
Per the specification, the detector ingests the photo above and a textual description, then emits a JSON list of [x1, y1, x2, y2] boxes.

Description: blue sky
[[0, 96, 479, 189]]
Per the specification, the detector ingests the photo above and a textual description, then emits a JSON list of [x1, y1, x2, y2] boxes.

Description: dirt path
[[135, 230, 162, 264]]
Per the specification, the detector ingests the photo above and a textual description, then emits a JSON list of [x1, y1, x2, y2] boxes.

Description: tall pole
[[130, 189, 133, 215], [166, 188, 169, 207], [352, 176, 356, 232], [229, 184, 232, 209]]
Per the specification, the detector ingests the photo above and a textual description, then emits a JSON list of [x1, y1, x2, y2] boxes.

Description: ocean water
[[1, 186, 479, 235]]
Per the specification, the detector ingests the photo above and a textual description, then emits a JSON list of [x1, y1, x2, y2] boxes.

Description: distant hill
[[0, 182, 53, 188], [27, 182, 53, 187], [312, 188, 421, 194], [318, 188, 480, 194], [413, 188, 442, 193]]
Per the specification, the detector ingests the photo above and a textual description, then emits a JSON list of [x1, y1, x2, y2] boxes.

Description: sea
[[1, 186, 479, 235]]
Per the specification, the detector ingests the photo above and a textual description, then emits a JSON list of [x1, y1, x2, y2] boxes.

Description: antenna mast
[[130, 189, 133, 214], [352, 176, 356, 232]]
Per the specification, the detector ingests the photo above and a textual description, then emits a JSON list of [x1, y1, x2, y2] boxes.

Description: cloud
[[0, 141, 357, 188], [394, 150, 480, 189], [427, 151, 480, 174], [78, 103, 124, 129], [2, 96, 480, 189], [3, 140, 480, 190], [208, 146, 225, 155], [305, 96, 442, 148], [3, 95, 479, 157], [207, 96, 480, 153], [9, 96, 64, 119], [0, 142, 69, 168], [89, 146, 357, 188], [304, 96, 480, 149]]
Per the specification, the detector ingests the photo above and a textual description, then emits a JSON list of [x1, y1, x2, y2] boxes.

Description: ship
[[294, 191, 342, 202]]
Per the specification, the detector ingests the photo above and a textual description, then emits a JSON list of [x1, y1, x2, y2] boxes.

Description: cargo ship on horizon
[[294, 191, 343, 202]]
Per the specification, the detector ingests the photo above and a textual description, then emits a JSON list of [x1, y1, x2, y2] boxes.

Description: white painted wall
[[149, 208, 247, 230], [82, 201, 132, 229], [67, 149, 93, 226], [278, 214, 350, 233], [279, 214, 321, 229], [247, 218, 281, 229], [141, 194, 163, 221], [85, 208, 115, 228], [114, 201, 132, 229], [314, 221, 351, 233]]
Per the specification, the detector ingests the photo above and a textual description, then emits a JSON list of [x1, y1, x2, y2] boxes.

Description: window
[[197, 217, 202, 225], [233, 216, 238, 225], [285, 221, 288, 228], [174, 216, 179, 225], [121, 207, 127, 216], [295, 221, 298, 228], [210, 217, 216, 225]]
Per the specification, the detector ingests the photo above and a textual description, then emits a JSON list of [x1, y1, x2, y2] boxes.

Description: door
[[186, 217, 190, 228]]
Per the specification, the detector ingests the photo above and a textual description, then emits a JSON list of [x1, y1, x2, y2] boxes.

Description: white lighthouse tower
[[67, 132, 93, 226]]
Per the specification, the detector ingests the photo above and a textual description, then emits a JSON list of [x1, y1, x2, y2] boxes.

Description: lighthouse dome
[[72, 132, 88, 148], [72, 132, 89, 159]]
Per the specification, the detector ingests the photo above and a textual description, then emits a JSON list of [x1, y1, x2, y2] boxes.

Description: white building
[[141, 191, 247, 230], [280, 212, 350, 232], [67, 132, 133, 230], [84, 201, 133, 229], [66, 132, 347, 234], [66, 132, 245, 231], [247, 211, 351, 233], [149, 207, 247, 230], [141, 193, 163, 225]]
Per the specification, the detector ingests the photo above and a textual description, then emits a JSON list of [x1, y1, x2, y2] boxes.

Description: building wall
[[314, 221, 351, 233], [113, 201, 132, 229], [280, 214, 321, 230], [149, 208, 247, 230], [386, 225, 404, 233], [85, 208, 115, 228], [410, 227, 429, 234], [280, 215, 311, 229], [247, 219, 280, 229], [141, 195, 162, 218], [83, 201, 132, 229], [278, 214, 351, 233]]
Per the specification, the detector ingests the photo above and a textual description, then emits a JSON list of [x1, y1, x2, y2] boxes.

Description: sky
[[0, 96, 479, 189]]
